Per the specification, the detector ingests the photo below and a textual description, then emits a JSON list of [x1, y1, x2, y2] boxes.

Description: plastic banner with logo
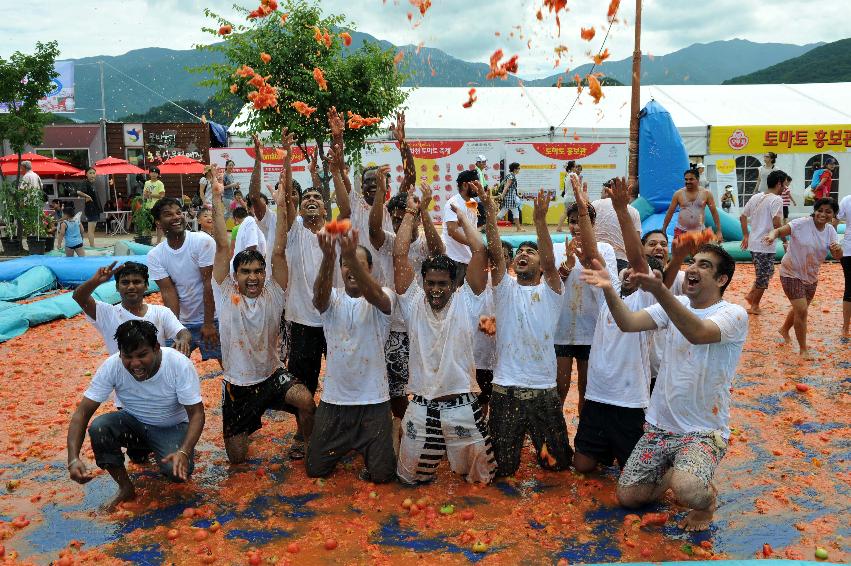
[[709, 125, 851, 155], [504, 142, 627, 201], [0, 61, 75, 114], [361, 140, 502, 223]]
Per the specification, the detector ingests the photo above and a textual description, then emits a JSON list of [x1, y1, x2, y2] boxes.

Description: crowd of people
[[62, 110, 849, 534]]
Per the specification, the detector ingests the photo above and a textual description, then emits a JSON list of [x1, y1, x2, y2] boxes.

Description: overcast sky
[[2, 0, 848, 78]]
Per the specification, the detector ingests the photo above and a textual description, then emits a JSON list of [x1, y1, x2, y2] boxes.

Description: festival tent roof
[[228, 83, 851, 155]]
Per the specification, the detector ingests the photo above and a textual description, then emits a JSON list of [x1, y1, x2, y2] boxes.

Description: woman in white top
[[765, 197, 842, 359], [555, 160, 580, 232], [755, 152, 777, 196], [198, 165, 216, 208], [837, 194, 851, 335]]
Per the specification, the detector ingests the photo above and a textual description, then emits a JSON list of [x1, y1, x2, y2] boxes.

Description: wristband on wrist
[[404, 207, 419, 215], [178, 449, 190, 459]]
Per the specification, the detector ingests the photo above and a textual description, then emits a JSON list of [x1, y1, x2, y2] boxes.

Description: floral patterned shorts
[[618, 423, 726, 489]]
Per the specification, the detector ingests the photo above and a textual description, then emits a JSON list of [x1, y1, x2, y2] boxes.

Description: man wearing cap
[[696, 163, 709, 190]]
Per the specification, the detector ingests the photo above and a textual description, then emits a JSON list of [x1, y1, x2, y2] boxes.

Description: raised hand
[[407, 190, 421, 213], [571, 174, 587, 208], [631, 270, 666, 294], [339, 228, 360, 259], [212, 174, 224, 200], [533, 189, 550, 223], [473, 179, 494, 210], [93, 261, 121, 284], [579, 258, 613, 289], [317, 231, 336, 258], [419, 181, 433, 210], [328, 107, 344, 142], [610, 177, 631, 210], [280, 127, 295, 151], [252, 133, 262, 150], [390, 112, 406, 143]]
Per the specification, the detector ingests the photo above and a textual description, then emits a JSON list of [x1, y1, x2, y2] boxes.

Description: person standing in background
[[143, 168, 166, 245], [555, 161, 580, 233], [813, 159, 836, 200], [755, 152, 777, 196], [780, 174, 797, 225], [837, 193, 851, 336], [721, 186, 734, 214], [199, 165, 216, 208], [222, 160, 240, 218], [77, 167, 102, 248]]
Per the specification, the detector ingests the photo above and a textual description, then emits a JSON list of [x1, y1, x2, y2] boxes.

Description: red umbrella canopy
[[0, 152, 53, 164], [0, 158, 84, 177], [93, 156, 146, 175], [158, 155, 206, 175]]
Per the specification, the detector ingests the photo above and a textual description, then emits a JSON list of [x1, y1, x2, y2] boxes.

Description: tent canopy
[[228, 83, 851, 155]]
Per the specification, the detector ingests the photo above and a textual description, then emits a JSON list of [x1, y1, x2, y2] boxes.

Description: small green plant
[[131, 196, 154, 236]]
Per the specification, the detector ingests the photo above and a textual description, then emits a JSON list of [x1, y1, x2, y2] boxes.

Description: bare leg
[[102, 464, 135, 512], [556, 355, 573, 405], [842, 301, 850, 336], [617, 468, 674, 508], [789, 298, 810, 358], [576, 359, 588, 416], [572, 452, 598, 474], [87, 222, 96, 247], [671, 471, 717, 532], [747, 287, 766, 314], [285, 384, 316, 442], [224, 433, 250, 464], [779, 308, 794, 344], [555, 209, 568, 232]]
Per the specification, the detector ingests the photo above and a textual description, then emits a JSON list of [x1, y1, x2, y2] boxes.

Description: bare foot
[[778, 328, 791, 344], [746, 306, 761, 315], [800, 349, 814, 360], [102, 486, 135, 512], [678, 507, 714, 531]]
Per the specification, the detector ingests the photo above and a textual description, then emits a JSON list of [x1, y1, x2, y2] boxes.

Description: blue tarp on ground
[[0, 255, 149, 285], [638, 100, 691, 213], [0, 266, 57, 301]]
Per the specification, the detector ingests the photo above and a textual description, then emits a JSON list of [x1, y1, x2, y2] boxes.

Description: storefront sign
[[710, 125, 851, 154]]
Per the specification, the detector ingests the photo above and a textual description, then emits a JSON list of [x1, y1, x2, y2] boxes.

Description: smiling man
[[581, 243, 748, 532], [66, 320, 205, 511], [147, 197, 220, 363], [393, 194, 495, 486], [210, 175, 316, 464]]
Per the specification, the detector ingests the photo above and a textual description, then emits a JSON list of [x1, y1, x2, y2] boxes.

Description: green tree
[[195, 0, 407, 199], [0, 41, 60, 238]]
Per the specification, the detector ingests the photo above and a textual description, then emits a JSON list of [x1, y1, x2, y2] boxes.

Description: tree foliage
[[194, 0, 408, 159]]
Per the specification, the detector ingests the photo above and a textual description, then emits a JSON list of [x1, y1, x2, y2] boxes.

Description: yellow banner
[[709, 125, 851, 154]]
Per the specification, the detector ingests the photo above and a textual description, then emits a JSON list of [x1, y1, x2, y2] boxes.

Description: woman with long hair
[[764, 198, 842, 359]]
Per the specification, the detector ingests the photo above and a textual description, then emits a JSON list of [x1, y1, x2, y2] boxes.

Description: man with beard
[[147, 197, 220, 362], [481, 185, 572, 477], [442, 169, 481, 285], [582, 242, 747, 532], [210, 176, 315, 464], [394, 195, 495, 485]]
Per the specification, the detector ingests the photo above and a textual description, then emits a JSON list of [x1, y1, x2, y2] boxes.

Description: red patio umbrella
[[93, 157, 147, 206], [158, 155, 206, 201], [0, 152, 53, 164], [0, 159, 83, 177]]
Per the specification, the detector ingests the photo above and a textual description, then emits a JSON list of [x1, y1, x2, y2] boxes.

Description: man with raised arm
[[67, 320, 204, 511], [147, 197, 220, 362], [581, 242, 747, 532], [573, 178, 661, 473], [393, 194, 495, 485], [307, 228, 395, 483], [368, 165, 445, 440], [74, 261, 190, 357], [210, 174, 315, 464], [481, 185, 572, 477]]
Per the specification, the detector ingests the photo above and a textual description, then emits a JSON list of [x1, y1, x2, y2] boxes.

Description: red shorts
[[780, 276, 818, 302]]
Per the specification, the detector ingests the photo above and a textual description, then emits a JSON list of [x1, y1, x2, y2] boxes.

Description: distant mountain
[[526, 39, 823, 86], [723, 37, 851, 84], [67, 37, 823, 122]]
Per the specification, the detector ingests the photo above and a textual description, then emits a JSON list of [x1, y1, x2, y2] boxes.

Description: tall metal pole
[[627, 0, 642, 187]]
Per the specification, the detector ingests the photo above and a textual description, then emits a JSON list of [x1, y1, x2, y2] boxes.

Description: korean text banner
[[504, 142, 626, 201], [709, 125, 851, 155], [210, 146, 322, 199], [361, 140, 502, 223]]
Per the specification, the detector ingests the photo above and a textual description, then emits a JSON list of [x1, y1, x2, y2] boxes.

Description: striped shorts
[[397, 393, 496, 485]]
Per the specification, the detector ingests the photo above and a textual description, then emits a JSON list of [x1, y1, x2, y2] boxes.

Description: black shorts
[[574, 399, 646, 469], [554, 344, 591, 360], [783, 205, 789, 219], [66, 243, 84, 250], [222, 368, 298, 439]]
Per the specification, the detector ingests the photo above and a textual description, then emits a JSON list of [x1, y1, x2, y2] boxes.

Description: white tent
[[228, 83, 851, 155]]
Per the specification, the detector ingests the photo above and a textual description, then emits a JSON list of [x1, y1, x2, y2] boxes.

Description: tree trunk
[[14, 151, 23, 240], [314, 139, 333, 220], [627, 0, 642, 188]]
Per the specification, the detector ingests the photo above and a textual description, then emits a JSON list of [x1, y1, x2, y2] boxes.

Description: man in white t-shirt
[[66, 320, 205, 511], [368, 167, 445, 433], [582, 243, 748, 532], [740, 169, 785, 315], [393, 196, 495, 485], [481, 186, 572, 477], [210, 175, 315, 464], [147, 197, 220, 362], [441, 169, 480, 285], [554, 178, 620, 415], [307, 229, 395, 483], [73, 260, 190, 356], [592, 179, 643, 273]]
